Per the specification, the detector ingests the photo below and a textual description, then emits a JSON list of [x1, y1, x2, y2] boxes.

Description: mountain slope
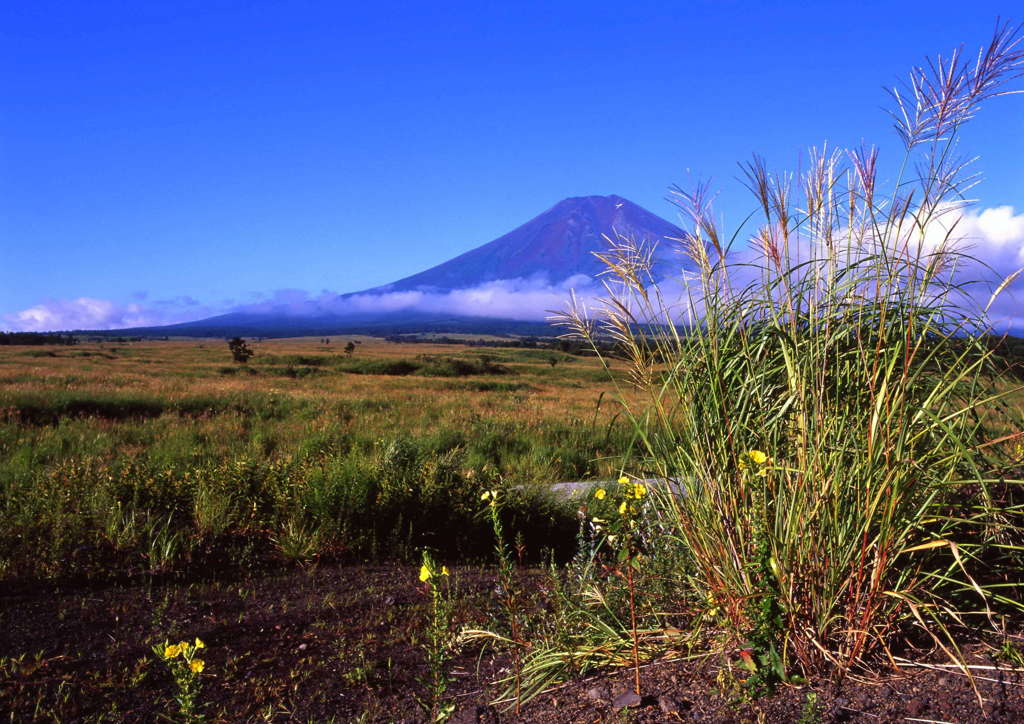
[[366, 194, 685, 293]]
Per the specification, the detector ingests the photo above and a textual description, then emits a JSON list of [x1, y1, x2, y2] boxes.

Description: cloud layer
[[3, 296, 217, 333], [4, 205, 1023, 333]]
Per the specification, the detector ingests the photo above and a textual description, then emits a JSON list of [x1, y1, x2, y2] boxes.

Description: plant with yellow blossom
[[153, 636, 207, 722], [477, 487, 528, 715], [417, 550, 457, 722], [584, 474, 653, 696]]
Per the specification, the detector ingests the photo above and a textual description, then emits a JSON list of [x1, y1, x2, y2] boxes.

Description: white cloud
[[2, 296, 216, 332], [232, 275, 607, 322], [898, 205, 1024, 331]]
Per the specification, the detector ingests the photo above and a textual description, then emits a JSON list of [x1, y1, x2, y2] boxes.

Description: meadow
[[0, 336, 630, 579]]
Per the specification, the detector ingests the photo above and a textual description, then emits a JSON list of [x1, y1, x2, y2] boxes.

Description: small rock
[[297, 643, 307, 651], [658, 695, 680, 714], [476, 706, 499, 724], [584, 684, 609, 702], [612, 691, 642, 710]]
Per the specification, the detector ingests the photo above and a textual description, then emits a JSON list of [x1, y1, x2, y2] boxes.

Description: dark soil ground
[[2, 562, 1023, 723]]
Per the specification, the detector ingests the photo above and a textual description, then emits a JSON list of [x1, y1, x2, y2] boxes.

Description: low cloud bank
[[2, 296, 217, 333], [232, 274, 604, 321], [4, 205, 1023, 334]]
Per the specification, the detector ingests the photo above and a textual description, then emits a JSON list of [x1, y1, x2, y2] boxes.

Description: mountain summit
[[367, 195, 686, 293], [130, 195, 688, 337]]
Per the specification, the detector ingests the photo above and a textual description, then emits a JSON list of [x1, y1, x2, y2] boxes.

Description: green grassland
[[0, 337, 628, 579]]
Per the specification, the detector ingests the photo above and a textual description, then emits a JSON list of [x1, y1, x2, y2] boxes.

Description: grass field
[[0, 336, 629, 579]]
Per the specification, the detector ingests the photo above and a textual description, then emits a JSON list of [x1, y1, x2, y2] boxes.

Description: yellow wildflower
[[740, 450, 771, 476], [594, 488, 606, 500], [190, 659, 205, 674], [618, 475, 629, 485], [618, 500, 628, 516], [631, 483, 646, 499], [441, 566, 450, 576], [164, 644, 181, 659], [707, 594, 720, 617], [194, 638, 205, 650], [419, 564, 432, 582], [747, 450, 768, 465]]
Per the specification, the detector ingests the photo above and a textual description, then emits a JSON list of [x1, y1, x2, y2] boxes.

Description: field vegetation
[[0, 337, 628, 580]]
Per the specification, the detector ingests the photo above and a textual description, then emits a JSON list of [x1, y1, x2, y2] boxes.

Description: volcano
[[367, 194, 685, 294], [133, 195, 689, 337]]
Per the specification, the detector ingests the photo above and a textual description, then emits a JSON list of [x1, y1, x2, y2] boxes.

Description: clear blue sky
[[2, 0, 1022, 329]]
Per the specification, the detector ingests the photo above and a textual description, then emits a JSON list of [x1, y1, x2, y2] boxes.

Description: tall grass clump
[[560, 22, 1024, 688]]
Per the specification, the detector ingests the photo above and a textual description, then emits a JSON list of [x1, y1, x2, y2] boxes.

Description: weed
[[153, 637, 208, 722], [272, 518, 322, 563], [481, 489, 526, 714], [416, 551, 457, 722], [797, 690, 821, 724]]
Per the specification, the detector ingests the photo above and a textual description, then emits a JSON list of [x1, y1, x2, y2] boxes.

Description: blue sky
[[2, 0, 1022, 331]]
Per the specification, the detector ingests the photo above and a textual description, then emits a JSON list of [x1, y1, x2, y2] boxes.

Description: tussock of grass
[[535, 20, 1024, 703]]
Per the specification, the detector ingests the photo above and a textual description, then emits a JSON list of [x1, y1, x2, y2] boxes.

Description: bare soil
[[2, 562, 1022, 722]]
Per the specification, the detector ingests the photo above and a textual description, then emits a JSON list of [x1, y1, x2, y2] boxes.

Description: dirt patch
[[2, 564, 1022, 722]]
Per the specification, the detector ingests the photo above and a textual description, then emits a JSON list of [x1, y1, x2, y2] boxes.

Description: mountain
[[121, 195, 688, 338], [366, 194, 685, 293]]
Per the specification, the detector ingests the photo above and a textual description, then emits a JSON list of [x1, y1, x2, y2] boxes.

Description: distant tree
[[228, 337, 254, 363], [344, 341, 356, 356]]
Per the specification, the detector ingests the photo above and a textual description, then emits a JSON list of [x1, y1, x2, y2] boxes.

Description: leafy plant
[[416, 551, 457, 722], [153, 637, 207, 722]]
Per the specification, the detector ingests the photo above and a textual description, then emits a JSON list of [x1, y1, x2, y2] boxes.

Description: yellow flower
[[164, 644, 181, 659], [594, 488, 606, 500], [419, 564, 432, 582], [631, 483, 646, 499], [618, 475, 630, 485], [190, 659, 205, 674], [480, 490, 491, 501], [194, 638, 205, 650], [618, 500, 628, 516], [747, 450, 768, 465], [441, 566, 450, 576], [740, 450, 770, 476]]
